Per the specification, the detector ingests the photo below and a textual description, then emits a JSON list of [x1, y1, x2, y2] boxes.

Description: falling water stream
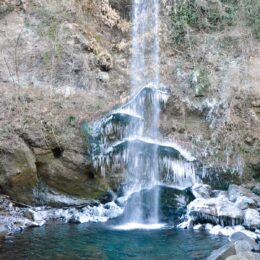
[[93, 0, 197, 229], [122, 0, 162, 226]]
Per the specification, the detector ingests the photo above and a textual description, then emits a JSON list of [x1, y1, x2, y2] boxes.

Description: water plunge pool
[[0, 222, 227, 259]]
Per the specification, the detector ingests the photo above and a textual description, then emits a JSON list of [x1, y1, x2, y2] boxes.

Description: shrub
[[243, 0, 260, 38], [171, 0, 238, 45], [171, 0, 260, 45]]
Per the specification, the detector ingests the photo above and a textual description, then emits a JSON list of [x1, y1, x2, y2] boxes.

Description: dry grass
[[0, 83, 121, 150]]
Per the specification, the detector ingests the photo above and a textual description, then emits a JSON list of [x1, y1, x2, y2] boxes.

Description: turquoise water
[[0, 222, 227, 259]]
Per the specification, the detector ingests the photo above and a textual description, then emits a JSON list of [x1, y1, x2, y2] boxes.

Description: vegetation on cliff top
[[172, 0, 260, 45]]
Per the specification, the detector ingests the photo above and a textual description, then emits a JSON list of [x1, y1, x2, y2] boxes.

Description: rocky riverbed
[[2, 181, 260, 259], [179, 183, 260, 259], [0, 194, 123, 240]]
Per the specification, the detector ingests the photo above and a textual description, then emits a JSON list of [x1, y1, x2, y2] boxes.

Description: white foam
[[114, 222, 166, 230]]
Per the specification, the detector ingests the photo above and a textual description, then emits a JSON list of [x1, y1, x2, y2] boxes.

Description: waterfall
[[131, 0, 160, 90], [92, 0, 198, 229], [122, 0, 161, 225]]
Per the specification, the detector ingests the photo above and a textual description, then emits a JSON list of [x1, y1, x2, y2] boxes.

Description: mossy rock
[[0, 138, 38, 204]]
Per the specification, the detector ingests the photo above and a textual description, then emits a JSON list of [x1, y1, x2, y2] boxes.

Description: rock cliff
[[0, 0, 259, 205]]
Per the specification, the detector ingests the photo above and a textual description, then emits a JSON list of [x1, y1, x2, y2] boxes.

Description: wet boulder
[[121, 186, 194, 224], [207, 243, 236, 260], [230, 231, 260, 251]]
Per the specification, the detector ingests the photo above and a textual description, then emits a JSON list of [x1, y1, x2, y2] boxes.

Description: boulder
[[0, 128, 122, 207], [177, 219, 194, 229], [235, 196, 255, 210], [188, 195, 244, 226], [192, 183, 211, 199], [209, 225, 245, 237], [234, 240, 256, 255], [228, 184, 260, 207], [226, 253, 260, 260], [23, 209, 46, 226], [193, 223, 203, 230], [207, 243, 236, 260], [0, 137, 38, 204], [228, 185, 252, 202], [243, 208, 260, 229], [230, 231, 259, 251], [36, 153, 109, 206]]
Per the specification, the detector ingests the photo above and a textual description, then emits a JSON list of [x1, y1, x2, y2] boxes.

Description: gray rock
[[228, 184, 260, 207], [226, 253, 260, 260], [243, 208, 260, 229], [207, 243, 236, 260], [235, 240, 255, 254], [211, 190, 228, 198], [235, 196, 255, 210], [192, 183, 211, 199], [230, 232, 260, 251], [228, 185, 252, 202], [253, 183, 260, 196], [188, 196, 243, 225], [96, 71, 110, 83], [23, 209, 46, 226], [242, 180, 256, 190]]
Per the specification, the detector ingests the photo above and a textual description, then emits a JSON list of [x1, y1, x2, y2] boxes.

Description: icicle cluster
[[92, 83, 198, 190]]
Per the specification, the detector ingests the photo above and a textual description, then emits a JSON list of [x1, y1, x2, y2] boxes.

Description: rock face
[[0, 0, 259, 206], [0, 137, 38, 204], [0, 0, 131, 206], [0, 101, 120, 206]]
